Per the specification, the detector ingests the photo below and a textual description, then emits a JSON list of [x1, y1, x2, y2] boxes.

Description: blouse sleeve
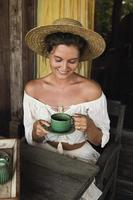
[[23, 92, 52, 145], [87, 93, 110, 148], [23, 93, 36, 145]]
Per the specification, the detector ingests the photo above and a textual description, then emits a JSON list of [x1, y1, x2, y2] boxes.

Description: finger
[[74, 119, 87, 130], [73, 117, 82, 124], [36, 127, 49, 136], [74, 118, 86, 126], [74, 122, 80, 128], [36, 129, 46, 137], [73, 114, 82, 120], [74, 122, 82, 130], [74, 116, 87, 124], [37, 120, 50, 132], [39, 120, 50, 127], [73, 113, 82, 116], [36, 121, 50, 133], [40, 125, 49, 132], [76, 126, 81, 130], [80, 125, 87, 131], [76, 126, 87, 132]]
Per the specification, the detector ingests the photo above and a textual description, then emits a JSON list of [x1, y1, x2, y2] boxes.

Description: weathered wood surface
[[0, 0, 36, 137], [0, 0, 10, 135], [21, 142, 99, 200], [118, 130, 133, 182], [116, 129, 133, 199]]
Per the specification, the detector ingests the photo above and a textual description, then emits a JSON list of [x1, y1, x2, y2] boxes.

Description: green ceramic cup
[[51, 113, 73, 133], [0, 151, 11, 184]]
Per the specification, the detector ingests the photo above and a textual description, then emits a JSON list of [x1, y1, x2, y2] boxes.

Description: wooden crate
[[0, 138, 19, 200]]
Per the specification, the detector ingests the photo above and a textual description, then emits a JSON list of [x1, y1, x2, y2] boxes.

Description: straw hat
[[25, 18, 106, 61]]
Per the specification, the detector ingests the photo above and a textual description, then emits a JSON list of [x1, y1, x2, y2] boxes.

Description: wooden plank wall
[[22, 0, 37, 84], [0, 0, 10, 136], [0, 0, 36, 137]]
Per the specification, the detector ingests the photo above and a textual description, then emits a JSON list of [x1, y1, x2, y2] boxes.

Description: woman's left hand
[[73, 113, 88, 132], [73, 114, 102, 145]]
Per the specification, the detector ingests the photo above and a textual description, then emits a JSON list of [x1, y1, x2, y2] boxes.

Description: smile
[[57, 69, 69, 74]]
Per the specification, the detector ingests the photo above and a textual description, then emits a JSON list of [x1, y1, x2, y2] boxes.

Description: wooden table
[[20, 140, 99, 200]]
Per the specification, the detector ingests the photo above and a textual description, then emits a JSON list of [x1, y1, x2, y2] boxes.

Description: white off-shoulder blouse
[[23, 91, 110, 148]]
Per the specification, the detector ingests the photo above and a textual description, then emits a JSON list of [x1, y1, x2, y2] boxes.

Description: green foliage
[[95, 0, 113, 35], [95, 0, 133, 35], [121, 0, 133, 19]]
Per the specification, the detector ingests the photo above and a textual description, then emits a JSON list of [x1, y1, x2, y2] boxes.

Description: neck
[[50, 73, 76, 89]]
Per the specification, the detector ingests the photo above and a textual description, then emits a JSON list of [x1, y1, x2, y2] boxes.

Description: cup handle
[[71, 117, 74, 126], [43, 124, 50, 131]]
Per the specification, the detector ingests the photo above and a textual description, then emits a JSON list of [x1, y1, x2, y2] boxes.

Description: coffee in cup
[[51, 113, 73, 133]]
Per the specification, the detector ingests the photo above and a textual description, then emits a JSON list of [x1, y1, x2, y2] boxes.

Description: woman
[[24, 18, 110, 200]]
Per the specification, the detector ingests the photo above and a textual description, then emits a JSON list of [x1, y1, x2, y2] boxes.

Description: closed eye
[[68, 59, 79, 64], [54, 56, 79, 64], [54, 56, 62, 62], [55, 59, 62, 62]]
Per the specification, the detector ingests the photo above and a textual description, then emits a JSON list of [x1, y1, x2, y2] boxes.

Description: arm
[[86, 117, 103, 145], [73, 93, 110, 147], [74, 114, 102, 146], [23, 92, 50, 144]]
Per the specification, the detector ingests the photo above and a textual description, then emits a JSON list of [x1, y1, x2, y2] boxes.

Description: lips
[[57, 69, 69, 75]]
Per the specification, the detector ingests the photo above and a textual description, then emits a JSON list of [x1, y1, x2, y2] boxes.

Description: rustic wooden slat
[[0, 0, 10, 134], [116, 179, 133, 199], [118, 145, 133, 181], [22, 0, 37, 84], [0, 0, 36, 137], [9, 0, 37, 137], [116, 129, 133, 199], [9, 0, 23, 136]]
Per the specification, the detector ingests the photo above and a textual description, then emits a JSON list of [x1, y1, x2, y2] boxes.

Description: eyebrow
[[54, 55, 79, 61]]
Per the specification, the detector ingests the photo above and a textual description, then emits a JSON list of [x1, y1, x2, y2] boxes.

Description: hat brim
[[25, 24, 106, 61]]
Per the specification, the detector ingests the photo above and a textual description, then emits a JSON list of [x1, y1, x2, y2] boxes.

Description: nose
[[61, 61, 68, 71]]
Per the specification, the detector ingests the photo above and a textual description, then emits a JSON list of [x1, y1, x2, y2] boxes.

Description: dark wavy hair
[[44, 32, 88, 59]]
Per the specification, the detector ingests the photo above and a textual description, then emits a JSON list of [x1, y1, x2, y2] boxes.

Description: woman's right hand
[[32, 120, 50, 142]]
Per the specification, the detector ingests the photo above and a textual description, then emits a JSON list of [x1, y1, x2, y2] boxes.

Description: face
[[49, 44, 80, 79]]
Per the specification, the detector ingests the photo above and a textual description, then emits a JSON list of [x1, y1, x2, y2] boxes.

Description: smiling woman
[[49, 44, 79, 79], [23, 18, 109, 200]]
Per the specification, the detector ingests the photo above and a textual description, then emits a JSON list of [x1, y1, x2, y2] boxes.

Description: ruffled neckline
[[24, 91, 104, 112]]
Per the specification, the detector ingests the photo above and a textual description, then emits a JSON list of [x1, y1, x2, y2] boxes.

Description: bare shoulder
[[81, 77, 102, 101], [25, 77, 47, 97], [24, 74, 52, 96], [25, 79, 39, 95]]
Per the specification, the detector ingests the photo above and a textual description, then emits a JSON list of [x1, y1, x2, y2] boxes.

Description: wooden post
[[9, 0, 23, 137]]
